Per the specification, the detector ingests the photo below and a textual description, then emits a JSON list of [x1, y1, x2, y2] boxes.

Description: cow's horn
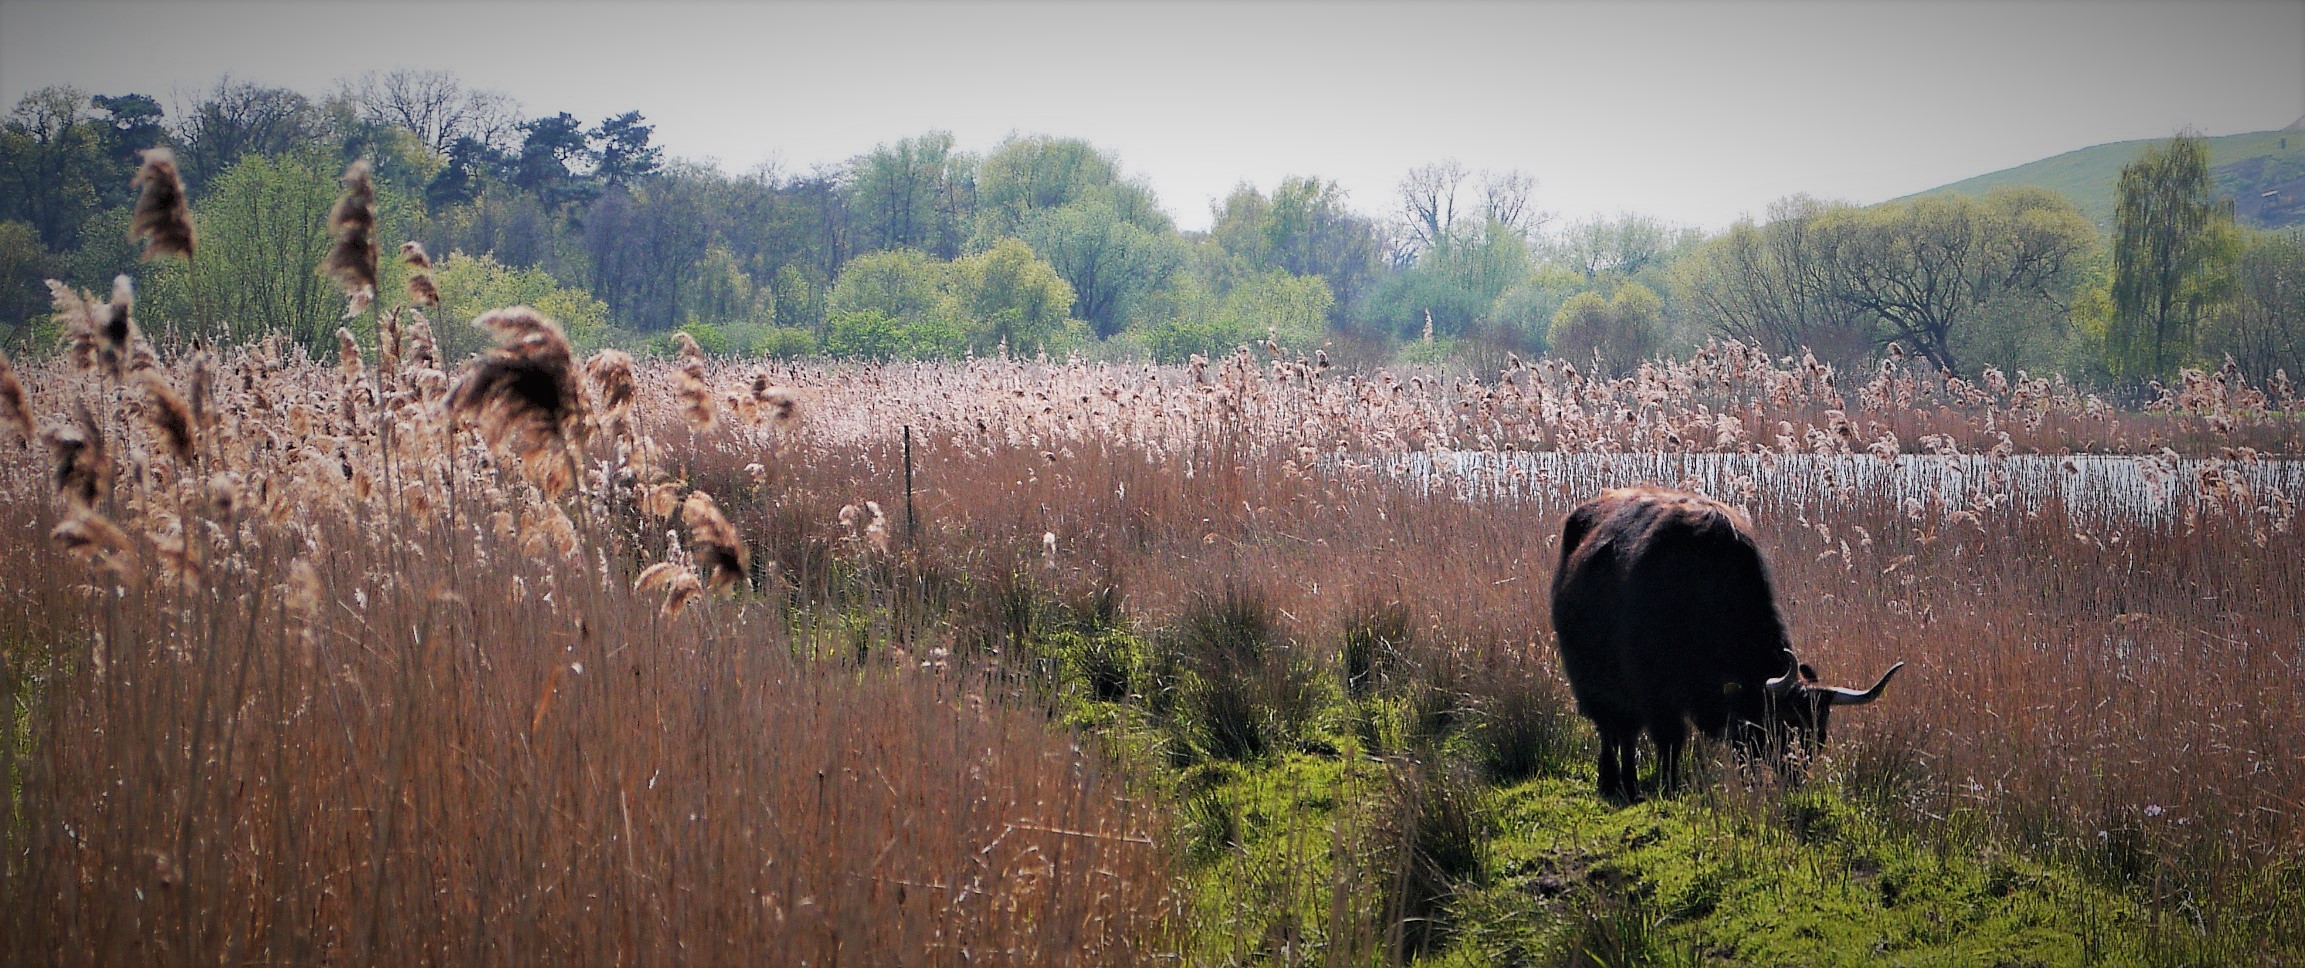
[[1763, 658, 1800, 698], [1820, 662, 1905, 706]]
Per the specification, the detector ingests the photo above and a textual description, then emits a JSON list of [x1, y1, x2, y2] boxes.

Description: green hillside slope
[[1906, 119, 2305, 230]]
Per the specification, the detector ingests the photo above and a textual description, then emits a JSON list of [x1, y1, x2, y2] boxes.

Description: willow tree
[[2109, 132, 2240, 379]]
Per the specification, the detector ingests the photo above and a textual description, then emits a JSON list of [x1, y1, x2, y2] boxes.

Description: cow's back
[[1551, 488, 1792, 732]]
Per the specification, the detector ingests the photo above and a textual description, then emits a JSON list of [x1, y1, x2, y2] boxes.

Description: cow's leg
[[1648, 719, 1688, 793], [1596, 722, 1638, 802]]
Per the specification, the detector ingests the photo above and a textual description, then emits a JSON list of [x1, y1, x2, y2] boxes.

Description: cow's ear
[[1799, 663, 1818, 683]]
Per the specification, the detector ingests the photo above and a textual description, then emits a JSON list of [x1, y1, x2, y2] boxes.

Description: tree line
[[3, 71, 2298, 389]]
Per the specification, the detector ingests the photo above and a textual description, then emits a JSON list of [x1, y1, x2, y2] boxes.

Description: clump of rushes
[[681, 490, 749, 593], [130, 147, 196, 260], [672, 331, 716, 431], [323, 160, 379, 318], [447, 306, 589, 496]]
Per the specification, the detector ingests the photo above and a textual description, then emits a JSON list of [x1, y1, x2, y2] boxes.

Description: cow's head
[[1747, 656, 1905, 754]]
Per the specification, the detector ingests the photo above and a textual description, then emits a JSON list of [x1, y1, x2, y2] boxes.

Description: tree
[[0, 87, 107, 250], [510, 112, 597, 207], [429, 251, 611, 357], [336, 69, 519, 154], [1550, 283, 1664, 376], [947, 239, 1073, 353], [1361, 226, 1532, 338], [426, 135, 505, 209], [1551, 214, 1699, 280], [973, 135, 1164, 243], [90, 93, 167, 174], [171, 78, 325, 191], [1209, 176, 1382, 315], [579, 170, 715, 330], [1021, 192, 1186, 338], [1395, 159, 1467, 259], [846, 131, 974, 258], [687, 243, 775, 329], [1674, 196, 1872, 371], [2203, 229, 2305, 382], [2110, 132, 2241, 379], [143, 149, 401, 348], [590, 112, 662, 188], [1819, 188, 2094, 376], [827, 248, 948, 322], [1676, 190, 2095, 377], [1394, 161, 1543, 262], [1214, 269, 1334, 349], [0, 220, 51, 342]]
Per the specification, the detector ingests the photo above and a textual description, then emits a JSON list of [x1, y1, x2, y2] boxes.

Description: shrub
[[1371, 756, 1491, 958], [1158, 584, 1325, 761]]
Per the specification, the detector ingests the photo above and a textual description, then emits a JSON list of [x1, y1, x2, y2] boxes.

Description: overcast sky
[[3, 0, 2300, 232]]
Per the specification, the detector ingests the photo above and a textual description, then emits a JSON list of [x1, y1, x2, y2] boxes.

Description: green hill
[[1904, 118, 2305, 230]]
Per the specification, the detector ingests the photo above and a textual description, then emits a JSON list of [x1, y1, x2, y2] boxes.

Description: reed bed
[[2, 322, 2299, 959], [0, 337, 1173, 966]]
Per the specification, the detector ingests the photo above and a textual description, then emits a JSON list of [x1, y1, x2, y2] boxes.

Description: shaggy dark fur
[[1551, 486, 1901, 800]]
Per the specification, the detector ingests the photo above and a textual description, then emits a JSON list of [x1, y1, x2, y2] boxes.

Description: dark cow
[[1550, 486, 1903, 800]]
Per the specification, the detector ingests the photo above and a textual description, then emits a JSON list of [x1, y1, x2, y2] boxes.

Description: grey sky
[[3, 0, 2300, 233]]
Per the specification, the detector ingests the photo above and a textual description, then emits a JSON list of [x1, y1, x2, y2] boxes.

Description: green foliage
[[846, 131, 974, 259], [667, 320, 734, 356], [687, 243, 775, 329], [1208, 176, 1383, 313], [824, 243, 1077, 358], [947, 238, 1074, 354], [1139, 269, 1334, 362], [973, 135, 1164, 243], [822, 309, 966, 361], [739, 323, 819, 358], [1, 87, 110, 251], [1022, 190, 1187, 338], [429, 250, 610, 356], [1486, 264, 1590, 354], [1363, 227, 1532, 339], [2204, 229, 2305, 381], [0, 220, 50, 342], [2110, 133, 2243, 380], [828, 247, 947, 321], [1676, 190, 2098, 377], [1551, 283, 1665, 375], [139, 149, 413, 349], [1214, 269, 1334, 350]]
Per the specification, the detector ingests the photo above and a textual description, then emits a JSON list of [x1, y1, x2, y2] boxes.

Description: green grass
[[1451, 777, 2146, 966], [998, 595, 2182, 965], [1906, 127, 2305, 230]]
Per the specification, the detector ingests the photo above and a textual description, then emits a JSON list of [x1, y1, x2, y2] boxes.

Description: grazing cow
[[1550, 486, 1903, 800]]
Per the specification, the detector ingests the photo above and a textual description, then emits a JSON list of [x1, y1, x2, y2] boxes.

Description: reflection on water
[[1391, 451, 2304, 524]]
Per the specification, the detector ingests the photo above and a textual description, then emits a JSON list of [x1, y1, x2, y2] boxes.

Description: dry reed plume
[[323, 160, 379, 317], [129, 147, 195, 260]]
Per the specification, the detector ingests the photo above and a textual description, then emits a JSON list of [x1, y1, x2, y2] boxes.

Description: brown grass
[[3, 334, 2299, 960]]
